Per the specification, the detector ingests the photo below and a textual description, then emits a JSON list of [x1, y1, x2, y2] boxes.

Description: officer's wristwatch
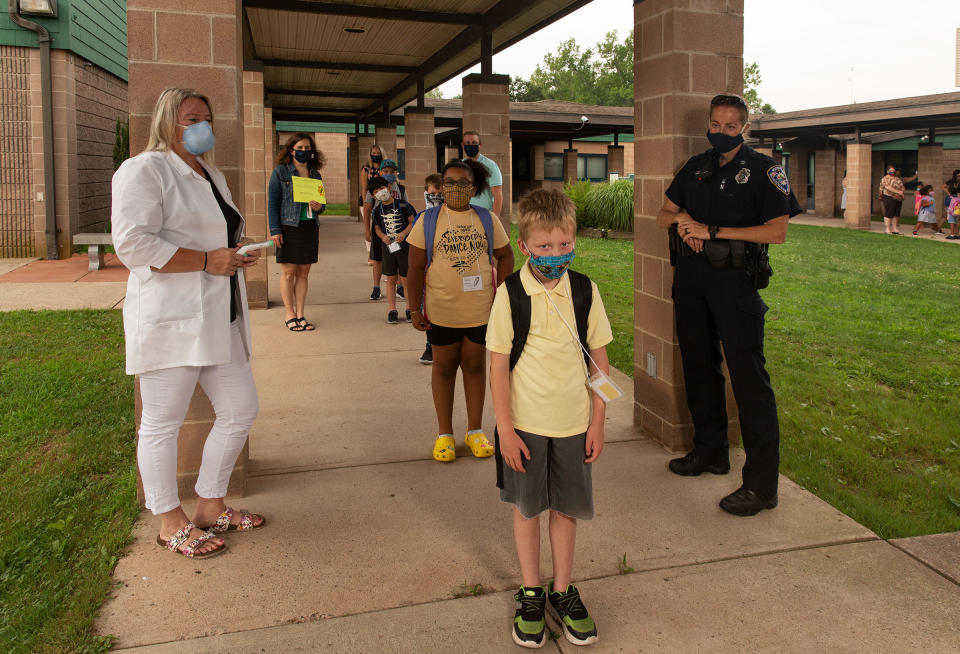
[[708, 224, 719, 240]]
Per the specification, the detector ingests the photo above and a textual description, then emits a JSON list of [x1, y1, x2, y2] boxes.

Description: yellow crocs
[[465, 430, 495, 458], [433, 435, 456, 462]]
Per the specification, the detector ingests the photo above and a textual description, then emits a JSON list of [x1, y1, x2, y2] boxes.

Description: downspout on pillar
[[8, 0, 57, 259]]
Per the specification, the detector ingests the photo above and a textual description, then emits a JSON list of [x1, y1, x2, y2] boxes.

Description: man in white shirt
[[462, 130, 503, 216]]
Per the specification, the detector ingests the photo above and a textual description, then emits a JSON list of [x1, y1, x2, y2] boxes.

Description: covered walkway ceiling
[[241, 0, 594, 125]]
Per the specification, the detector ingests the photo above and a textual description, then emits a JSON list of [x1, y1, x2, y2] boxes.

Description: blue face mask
[[293, 149, 313, 163], [528, 251, 575, 280], [463, 144, 480, 158], [181, 121, 215, 155], [381, 172, 397, 183]]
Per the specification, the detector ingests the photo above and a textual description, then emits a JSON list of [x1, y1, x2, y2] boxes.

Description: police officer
[[656, 93, 801, 516]]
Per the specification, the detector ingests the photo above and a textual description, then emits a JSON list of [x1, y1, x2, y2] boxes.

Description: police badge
[[735, 167, 750, 184], [767, 165, 790, 195]]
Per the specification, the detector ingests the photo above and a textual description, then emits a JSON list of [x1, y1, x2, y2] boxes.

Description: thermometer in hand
[[237, 240, 274, 256]]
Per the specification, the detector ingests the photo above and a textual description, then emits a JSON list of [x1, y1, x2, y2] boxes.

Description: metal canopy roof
[[750, 92, 960, 140], [242, 0, 595, 125]]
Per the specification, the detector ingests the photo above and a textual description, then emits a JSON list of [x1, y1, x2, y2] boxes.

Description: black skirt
[[276, 219, 319, 264]]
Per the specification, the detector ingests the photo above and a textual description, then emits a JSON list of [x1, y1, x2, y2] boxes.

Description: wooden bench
[[73, 233, 113, 271]]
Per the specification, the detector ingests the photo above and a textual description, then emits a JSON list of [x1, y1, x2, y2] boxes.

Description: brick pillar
[[608, 145, 626, 177], [349, 135, 361, 219], [814, 149, 838, 218], [403, 107, 436, 213], [462, 72, 511, 225], [562, 148, 578, 183], [127, 0, 248, 500], [375, 126, 397, 162], [50, 51, 79, 259], [242, 65, 268, 309], [634, 0, 744, 451], [918, 143, 945, 212], [533, 145, 545, 185], [444, 146, 460, 163], [844, 143, 872, 229]]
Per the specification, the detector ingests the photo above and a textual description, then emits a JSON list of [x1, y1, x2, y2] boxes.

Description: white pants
[[137, 323, 259, 514]]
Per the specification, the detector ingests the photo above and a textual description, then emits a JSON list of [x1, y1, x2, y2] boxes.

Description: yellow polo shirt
[[407, 205, 509, 328], [486, 263, 613, 438]]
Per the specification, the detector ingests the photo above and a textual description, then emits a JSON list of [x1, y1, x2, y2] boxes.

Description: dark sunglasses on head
[[710, 94, 747, 109]]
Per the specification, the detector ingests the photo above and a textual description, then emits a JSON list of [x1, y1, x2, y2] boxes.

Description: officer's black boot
[[668, 451, 730, 476]]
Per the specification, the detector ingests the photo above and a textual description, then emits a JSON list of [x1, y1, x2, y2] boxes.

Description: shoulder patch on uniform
[[767, 165, 790, 195]]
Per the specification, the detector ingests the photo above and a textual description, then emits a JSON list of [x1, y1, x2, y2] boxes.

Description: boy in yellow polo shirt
[[486, 189, 613, 648]]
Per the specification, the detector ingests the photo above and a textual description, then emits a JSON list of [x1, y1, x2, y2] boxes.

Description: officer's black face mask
[[706, 130, 744, 154]]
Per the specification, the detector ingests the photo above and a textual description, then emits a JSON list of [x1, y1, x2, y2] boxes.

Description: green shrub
[[563, 180, 596, 228], [113, 119, 129, 171], [584, 179, 634, 232]]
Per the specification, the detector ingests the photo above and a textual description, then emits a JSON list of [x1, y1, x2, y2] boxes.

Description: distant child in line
[[415, 173, 445, 364], [486, 188, 613, 648], [370, 176, 415, 324], [364, 158, 409, 301], [913, 185, 937, 236]]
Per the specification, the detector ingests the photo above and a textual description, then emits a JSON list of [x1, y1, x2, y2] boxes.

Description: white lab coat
[[112, 151, 252, 375]]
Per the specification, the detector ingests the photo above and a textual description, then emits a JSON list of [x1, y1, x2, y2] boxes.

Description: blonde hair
[[144, 88, 214, 163], [517, 189, 577, 241], [365, 143, 383, 168]]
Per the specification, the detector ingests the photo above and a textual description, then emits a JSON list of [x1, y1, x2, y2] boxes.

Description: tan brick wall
[[0, 46, 35, 257], [312, 132, 348, 205], [462, 73, 511, 221], [634, 0, 744, 451], [403, 107, 436, 213], [844, 143, 872, 229], [242, 69, 267, 309], [74, 55, 128, 235], [127, 0, 247, 499], [917, 144, 945, 215], [813, 149, 837, 218]]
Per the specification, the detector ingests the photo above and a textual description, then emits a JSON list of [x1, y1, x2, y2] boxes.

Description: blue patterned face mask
[[529, 251, 575, 279], [381, 172, 397, 183]]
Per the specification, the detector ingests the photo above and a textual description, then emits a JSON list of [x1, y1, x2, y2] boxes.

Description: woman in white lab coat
[[112, 87, 265, 558]]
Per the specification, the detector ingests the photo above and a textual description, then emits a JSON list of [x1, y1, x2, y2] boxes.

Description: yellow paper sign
[[292, 176, 326, 204]]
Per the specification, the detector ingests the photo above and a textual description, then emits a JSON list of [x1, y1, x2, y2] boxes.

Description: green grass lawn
[[0, 311, 136, 654], [2, 224, 958, 651], [324, 202, 351, 215], [513, 224, 959, 538]]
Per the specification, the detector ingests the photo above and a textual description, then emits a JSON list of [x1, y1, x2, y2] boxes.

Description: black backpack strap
[[568, 270, 594, 371], [504, 271, 530, 371]]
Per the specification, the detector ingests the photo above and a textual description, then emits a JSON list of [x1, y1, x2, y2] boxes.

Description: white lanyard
[[534, 268, 596, 377]]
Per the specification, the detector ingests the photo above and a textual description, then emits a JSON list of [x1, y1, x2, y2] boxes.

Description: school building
[[1, 1, 959, 483]]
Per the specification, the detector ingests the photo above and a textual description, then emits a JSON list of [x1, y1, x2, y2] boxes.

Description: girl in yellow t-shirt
[[406, 160, 514, 463]]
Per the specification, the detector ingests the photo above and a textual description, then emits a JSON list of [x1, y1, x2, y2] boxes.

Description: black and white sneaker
[[369, 286, 382, 301], [405, 309, 412, 322], [396, 285, 405, 299], [387, 310, 399, 324], [419, 343, 433, 364], [548, 581, 598, 646], [512, 586, 547, 648]]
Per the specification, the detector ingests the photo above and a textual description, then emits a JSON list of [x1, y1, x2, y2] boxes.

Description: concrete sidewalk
[[3, 216, 959, 652]]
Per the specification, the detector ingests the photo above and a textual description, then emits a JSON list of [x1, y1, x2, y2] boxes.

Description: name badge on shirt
[[462, 274, 483, 292]]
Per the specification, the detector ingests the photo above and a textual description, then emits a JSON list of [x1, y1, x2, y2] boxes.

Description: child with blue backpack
[[405, 160, 514, 463]]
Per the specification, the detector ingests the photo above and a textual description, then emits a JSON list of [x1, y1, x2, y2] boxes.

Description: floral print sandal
[[205, 506, 266, 533], [156, 522, 227, 558]]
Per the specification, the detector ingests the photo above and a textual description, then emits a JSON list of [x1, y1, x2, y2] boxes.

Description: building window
[[578, 154, 608, 182], [543, 153, 608, 182], [544, 153, 563, 180], [884, 152, 918, 190]]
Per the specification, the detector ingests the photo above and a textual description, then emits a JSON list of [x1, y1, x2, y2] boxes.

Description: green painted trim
[[276, 121, 377, 134], [0, 0, 127, 80], [873, 135, 960, 151], [574, 133, 635, 143]]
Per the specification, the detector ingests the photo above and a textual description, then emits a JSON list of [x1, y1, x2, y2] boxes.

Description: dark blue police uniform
[[665, 145, 801, 500]]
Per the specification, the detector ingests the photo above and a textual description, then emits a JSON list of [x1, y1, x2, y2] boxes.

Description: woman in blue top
[[269, 132, 326, 331]]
